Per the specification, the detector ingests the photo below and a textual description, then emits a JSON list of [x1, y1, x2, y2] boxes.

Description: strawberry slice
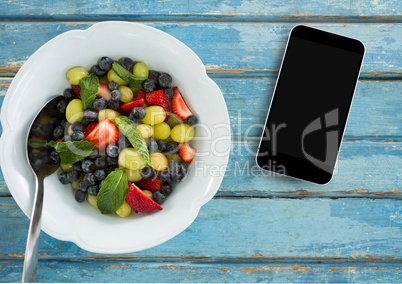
[[178, 143, 196, 163], [145, 89, 170, 119], [136, 178, 162, 192], [83, 122, 98, 137], [119, 98, 145, 115], [84, 119, 119, 150], [126, 183, 163, 213], [172, 87, 192, 120], [97, 83, 112, 101], [72, 85, 81, 97], [135, 89, 146, 100]]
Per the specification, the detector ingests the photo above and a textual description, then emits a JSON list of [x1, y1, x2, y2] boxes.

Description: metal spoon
[[22, 96, 65, 283]]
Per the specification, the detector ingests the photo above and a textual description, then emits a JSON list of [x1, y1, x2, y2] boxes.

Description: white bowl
[[0, 21, 230, 253]]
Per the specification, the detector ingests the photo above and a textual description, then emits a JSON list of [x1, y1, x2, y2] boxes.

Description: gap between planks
[[2, 15, 402, 23], [1, 253, 401, 266], [2, 66, 402, 80]]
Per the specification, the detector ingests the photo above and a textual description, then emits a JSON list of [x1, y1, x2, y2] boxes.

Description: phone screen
[[256, 25, 365, 184]]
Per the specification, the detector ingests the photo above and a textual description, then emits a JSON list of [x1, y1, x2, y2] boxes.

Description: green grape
[[133, 62, 149, 78], [166, 113, 182, 128], [136, 124, 154, 139], [65, 99, 84, 124], [119, 86, 134, 103], [166, 153, 182, 164], [153, 122, 171, 140], [125, 168, 142, 182], [170, 123, 195, 142], [87, 195, 98, 209], [107, 69, 128, 85], [142, 106, 166, 125], [60, 163, 74, 172], [66, 67, 88, 85], [116, 201, 131, 218], [150, 152, 168, 171], [118, 147, 147, 170]]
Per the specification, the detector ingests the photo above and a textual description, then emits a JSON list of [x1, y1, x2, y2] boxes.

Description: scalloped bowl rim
[[0, 21, 231, 253]]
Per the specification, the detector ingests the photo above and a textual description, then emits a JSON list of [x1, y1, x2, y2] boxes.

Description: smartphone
[[256, 25, 365, 184]]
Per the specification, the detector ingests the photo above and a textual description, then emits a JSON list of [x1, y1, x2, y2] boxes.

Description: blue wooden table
[[1, 1, 401, 282]]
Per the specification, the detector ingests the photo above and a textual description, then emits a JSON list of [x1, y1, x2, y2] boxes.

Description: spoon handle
[[22, 175, 44, 283]]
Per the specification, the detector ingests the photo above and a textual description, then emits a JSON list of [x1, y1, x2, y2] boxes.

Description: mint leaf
[[114, 116, 150, 165], [97, 168, 128, 214], [48, 140, 94, 164], [112, 62, 146, 91], [79, 73, 99, 109]]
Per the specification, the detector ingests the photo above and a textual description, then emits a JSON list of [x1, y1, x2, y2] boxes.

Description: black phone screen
[[256, 25, 365, 184]]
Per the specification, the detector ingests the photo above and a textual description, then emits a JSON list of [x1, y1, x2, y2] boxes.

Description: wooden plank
[[220, 140, 402, 193], [1, 260, 401, 283], [0, 197, 401, 259], [0, 22, 402, 75], [1, 77, 401, 138], [1, 0, 402, 20], [1, 140, 401, 196]]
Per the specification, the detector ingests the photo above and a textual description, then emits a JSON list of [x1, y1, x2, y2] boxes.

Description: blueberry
[[83, 173, 97, 186], [58, 172, 70, 184], [141, 166, 156, 180], [83, 110, 98, 122], [165, 141, 179, 154], [90, 65, 107, 77], [71, 131, 85, 141], [75, 190, 87, 203], [108, 81, 119, 91], [62, 135, 71, 142], [158, 170, 171, 183], [67, 170, 80, 182], [94, 157, 107, 169], [147, 140, 158, 153], [143, 79, 156, 92], [53, 125, 64, 139], [87, 185, 99, 196], [94, 169, 106, 181], [158, 73, 172, 88], [108, 99, 120, 110], [60, 119, 68, 128], [81, 117, 92, 127], [168, 161, 183, 183], [118, 137, 131, 150], [157, 140, 167, 152], [71, 122, 84, 132], [186, 115, 198, 126], [118, 57, 135, 71], [106, 143, 119, 158], [93, 97, 107, 110], [148, 70, 160, 83], [77, 180, 88, 191], [81, 159, 96, 173], [74, 162, 82, 172], [88, 149, 100, 160], [105, 166, 115, 175], [63, 88, 76, 100], [56, 99, 67, 113], [164, 87, 174, 99], [111, 89, 122, 101], [130, 107, 146, 120], [98, 56, 114, 71], [152, 191, 166, 204], [180, 163, 190, 176], [106, 156, 118, 166], [50, 151, 60, 164], [160, 183, 173, 196]]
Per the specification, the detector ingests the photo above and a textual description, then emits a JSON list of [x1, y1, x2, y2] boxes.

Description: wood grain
[[0, 197, 401, 259], [0, 23, 402, 75]]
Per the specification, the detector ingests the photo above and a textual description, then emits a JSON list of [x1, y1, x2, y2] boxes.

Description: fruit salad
[[47, 56, 197, 217]]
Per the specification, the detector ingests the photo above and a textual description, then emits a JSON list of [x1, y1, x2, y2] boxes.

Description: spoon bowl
[[22, 95, 65, 283]]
